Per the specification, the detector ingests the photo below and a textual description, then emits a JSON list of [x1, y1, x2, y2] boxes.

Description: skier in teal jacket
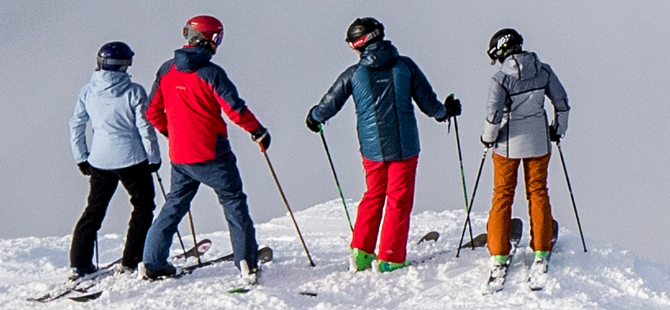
[[306, 18, 461, 272]]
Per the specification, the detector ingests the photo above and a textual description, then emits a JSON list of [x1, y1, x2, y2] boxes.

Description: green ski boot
[[349, 248, 376, 271], [374, 259, 410, 273]]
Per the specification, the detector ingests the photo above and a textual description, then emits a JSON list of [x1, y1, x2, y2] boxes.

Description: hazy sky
[[1, 1, 669, 266]]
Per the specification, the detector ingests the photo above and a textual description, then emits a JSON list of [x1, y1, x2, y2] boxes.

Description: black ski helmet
[[345, 17, 385, 50], [97, 41, 134, 72], [487, 28, 523, 64]]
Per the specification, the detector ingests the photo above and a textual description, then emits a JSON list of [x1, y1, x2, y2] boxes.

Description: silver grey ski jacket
[[482, 52, 570, 158]]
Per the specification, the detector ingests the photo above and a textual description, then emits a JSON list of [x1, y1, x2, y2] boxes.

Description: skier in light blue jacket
[[68, 41, 161, 280]]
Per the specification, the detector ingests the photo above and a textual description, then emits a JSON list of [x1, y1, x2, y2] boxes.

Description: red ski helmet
[[183, 15, 224, 46]]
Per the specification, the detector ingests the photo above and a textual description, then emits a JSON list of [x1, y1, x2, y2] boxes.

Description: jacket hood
[[174, 46, 212, 72], [359, 40, 399, 68], [501, 52, 542, 80], [89, 70, 131, 96]]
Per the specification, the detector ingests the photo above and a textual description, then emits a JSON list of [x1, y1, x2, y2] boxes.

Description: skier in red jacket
[[142, 15, 270, 284]]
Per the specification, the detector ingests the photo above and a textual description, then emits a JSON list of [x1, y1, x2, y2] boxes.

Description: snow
[[2, 199, 669, 310]]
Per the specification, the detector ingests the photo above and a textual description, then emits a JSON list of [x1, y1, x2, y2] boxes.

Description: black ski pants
[[70, 161, 156, 269]]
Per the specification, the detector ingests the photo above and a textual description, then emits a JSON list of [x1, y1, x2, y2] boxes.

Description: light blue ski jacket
[[70, 70, 160, 170]]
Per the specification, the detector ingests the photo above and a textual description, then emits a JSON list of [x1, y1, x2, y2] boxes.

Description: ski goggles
[[347, 28, 382, 50], [211, 31, 223, 45]]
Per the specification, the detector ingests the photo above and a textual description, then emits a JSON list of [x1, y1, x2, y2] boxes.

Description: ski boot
[[349, 248, 376, 271], [68, 264, 98, 282], [238, 259, 258, 286], [485, 255, 510, 293], [528, 251, 551, 290], [372, 259, 410, 273], [140, 262, 176, 280]]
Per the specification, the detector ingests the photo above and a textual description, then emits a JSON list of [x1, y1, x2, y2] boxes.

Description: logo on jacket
[[176, 86, 187, 90]]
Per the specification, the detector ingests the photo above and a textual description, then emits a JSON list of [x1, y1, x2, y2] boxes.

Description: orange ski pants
[[487, 152, 554, 255]]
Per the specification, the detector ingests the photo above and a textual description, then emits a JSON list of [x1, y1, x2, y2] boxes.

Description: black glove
[[549, 125, 561, 142], [437, 94, 462, 122], [148, 161, 161, 173], [252, 126, 271, 150], [480, 135, 495, 148], [305, 110, 321, 133], [77, 161, 91, 176], [446, 94, 462, 117]]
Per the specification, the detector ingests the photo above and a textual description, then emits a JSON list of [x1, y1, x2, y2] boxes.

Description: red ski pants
[[350, 155, 418, 263], [487, 152, 554, 256]]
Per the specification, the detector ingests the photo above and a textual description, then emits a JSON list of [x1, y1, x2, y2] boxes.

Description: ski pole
[[452, 117, 475, 249], [154, 172, 191, 261], [555, 141, 588, 252], [456, 147, 490, 258], [94, 234, 99, 269], [318, 125, 354, 232], [258, 143, 316, 267], [185, 211, 201, 265], [156, 171, 201, 265]]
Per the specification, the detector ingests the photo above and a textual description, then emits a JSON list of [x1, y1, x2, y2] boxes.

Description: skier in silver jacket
[[481, 28, 570, 291], [68, 42, 161, 280], [481, 40, 570, 157]]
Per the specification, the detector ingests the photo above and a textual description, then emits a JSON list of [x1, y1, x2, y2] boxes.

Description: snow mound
[[1, 199, 669, 310]]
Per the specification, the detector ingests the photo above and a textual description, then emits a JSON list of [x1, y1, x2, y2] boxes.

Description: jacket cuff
[[482, 121, 500, 143], [553, 110, 569, 136], [310, 107, 324, 123], [434, 106, 447, 120]]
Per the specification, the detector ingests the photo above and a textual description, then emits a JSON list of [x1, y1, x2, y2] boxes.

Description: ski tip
[[299, 291, 318, 297], [26, 296, 50, 303], [418, 231, 440, 244], [68, 291, 103, 302], [460, 233, 488, 249], [259, 247, 273, 264], [198, 239, 212, 252], [228, 287, 251, 294]]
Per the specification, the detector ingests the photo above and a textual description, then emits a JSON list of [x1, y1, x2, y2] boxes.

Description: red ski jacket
[[147, 47, 261, 164]]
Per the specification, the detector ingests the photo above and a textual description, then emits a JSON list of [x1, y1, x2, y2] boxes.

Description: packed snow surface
[[2, 200, 669, 309]]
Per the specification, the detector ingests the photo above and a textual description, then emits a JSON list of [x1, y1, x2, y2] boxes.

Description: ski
[[460, 233, 487, 249], [27, 239, 212, 303], [410, 249, 452, 265], [172, 238, 213, 260], [228, 287, 252, 294], [417, 231, 440, 244], [483, 218, 523, 294], [27, 266, 117, 303], [67, 289, 103, 302], [528, 219, 559, 291], [165, 246, 273, 279]]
